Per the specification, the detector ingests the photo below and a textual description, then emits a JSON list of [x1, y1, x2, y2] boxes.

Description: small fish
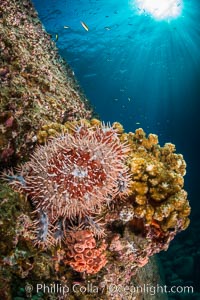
[[136, 122, 140, 125], [64, 25, 70, 29], [128, 97, 131, 101], [80, 21, 89, 31], [105, 26, 111, 30], [55, 34, 58, 41], [84, 73, 97, 78]]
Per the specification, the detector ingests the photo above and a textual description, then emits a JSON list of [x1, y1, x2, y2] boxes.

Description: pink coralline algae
[[6, 122, 130, 247]]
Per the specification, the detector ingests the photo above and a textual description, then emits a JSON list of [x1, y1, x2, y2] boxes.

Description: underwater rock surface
[[0, 0, 190, 300], [159, 216, 200, 299], [0, 0, 92, 167]]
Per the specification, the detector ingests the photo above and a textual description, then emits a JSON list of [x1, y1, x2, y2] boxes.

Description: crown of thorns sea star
[[8, 122, 131, 221]]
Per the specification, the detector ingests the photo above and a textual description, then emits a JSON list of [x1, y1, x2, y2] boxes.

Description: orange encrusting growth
[[64, 230, 107, 274]]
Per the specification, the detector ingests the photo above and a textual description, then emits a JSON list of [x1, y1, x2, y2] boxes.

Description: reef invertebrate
[[5, 121, 130, 246], [10, 122, 130, 216], [63, 229, 107, 274], [117, 128, 191, 232]]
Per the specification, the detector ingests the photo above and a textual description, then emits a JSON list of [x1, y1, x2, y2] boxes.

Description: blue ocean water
[[32, 0, 200, 213]]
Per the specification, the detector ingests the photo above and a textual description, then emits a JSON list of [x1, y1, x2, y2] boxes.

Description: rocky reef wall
[[0, 0, 92, 167]]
